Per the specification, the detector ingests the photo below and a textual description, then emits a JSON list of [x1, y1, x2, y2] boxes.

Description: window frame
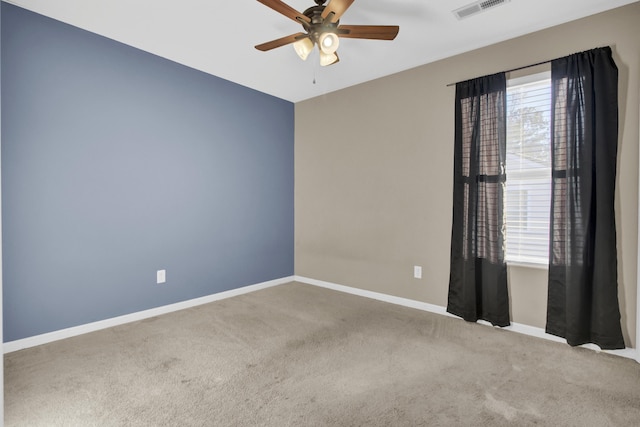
[[504, 70, 552, 269]]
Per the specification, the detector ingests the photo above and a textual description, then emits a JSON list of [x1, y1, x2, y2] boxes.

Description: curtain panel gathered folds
[[447, 73, 510, 327], [448, 47, 624, 349], [546, 47, 625, 350]]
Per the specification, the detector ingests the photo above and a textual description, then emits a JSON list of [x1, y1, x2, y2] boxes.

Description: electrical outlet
[[157, 269, 166, 284], [414, 266, 422, 279]]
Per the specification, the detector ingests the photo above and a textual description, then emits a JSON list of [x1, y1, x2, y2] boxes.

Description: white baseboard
[[295, 275, 457, 319], [293, 275, 639, 362], [6, 274, 637, 362], [3, 276, 294, 354]]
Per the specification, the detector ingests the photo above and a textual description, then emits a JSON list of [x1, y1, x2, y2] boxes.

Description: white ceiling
[[4, 0, 637, 102]]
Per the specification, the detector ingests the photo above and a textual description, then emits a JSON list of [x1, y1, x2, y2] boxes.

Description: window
[[505, 71, 551, 265]]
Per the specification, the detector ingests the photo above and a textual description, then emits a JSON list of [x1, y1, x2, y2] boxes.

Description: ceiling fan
[[255, 0, 399, 66]]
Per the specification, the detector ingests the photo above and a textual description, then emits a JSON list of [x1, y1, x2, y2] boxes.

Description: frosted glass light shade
[[319, 51, 339, 67], [293, 38, 314, 61], [318, 32, 339, 54]]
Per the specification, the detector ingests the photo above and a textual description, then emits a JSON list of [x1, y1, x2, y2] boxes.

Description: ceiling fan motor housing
[[300, 5, 339, 44]]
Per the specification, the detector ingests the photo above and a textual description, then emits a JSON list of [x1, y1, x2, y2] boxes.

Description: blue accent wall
[[1, 3, 294, 342]]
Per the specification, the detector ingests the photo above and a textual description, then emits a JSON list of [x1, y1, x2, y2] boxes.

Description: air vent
[[453, 0, 511, 20]]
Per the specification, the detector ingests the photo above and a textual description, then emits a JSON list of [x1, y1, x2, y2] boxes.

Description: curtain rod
[[445, 56, 559, 87]]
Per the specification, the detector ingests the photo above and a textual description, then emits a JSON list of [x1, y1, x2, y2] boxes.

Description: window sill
[[507, 261, 549, 270]]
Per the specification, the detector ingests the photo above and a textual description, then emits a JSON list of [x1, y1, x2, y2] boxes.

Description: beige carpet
[[5, 282, 640, 426]]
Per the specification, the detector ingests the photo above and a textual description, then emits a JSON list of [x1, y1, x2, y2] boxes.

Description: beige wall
[[295, 3, 640, 348]]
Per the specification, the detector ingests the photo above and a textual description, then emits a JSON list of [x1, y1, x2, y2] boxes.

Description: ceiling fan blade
[[321, 0, 355, 23], [337, 25, 399, 40], [256, 0, 311, 24], [255, 33, 308, 51]]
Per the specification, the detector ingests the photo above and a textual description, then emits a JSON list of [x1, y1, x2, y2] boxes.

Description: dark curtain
[[448, 73, 510, 327], [546, 47, 625, 350]]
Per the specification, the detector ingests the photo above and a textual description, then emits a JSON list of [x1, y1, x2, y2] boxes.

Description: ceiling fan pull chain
[[312, 49, 318, 84]]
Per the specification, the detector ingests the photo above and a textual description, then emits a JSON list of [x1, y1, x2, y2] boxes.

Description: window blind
[[505, 73, 551, 265]]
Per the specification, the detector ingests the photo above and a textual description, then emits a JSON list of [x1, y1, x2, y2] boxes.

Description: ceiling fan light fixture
[[318, 32, 339, 54], [293, 37, 314, 60], [255, 0, 400, 66], [319, 51, 339, 67]]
